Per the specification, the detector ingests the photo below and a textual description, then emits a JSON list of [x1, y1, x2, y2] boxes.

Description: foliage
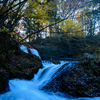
[[0, 26, 9, 33], [0, 0, 27, 30], [60, 20, 85, 38], [0, 0, 28, 63], [76, 0, 100, 36], [22, 0, 57, 34]]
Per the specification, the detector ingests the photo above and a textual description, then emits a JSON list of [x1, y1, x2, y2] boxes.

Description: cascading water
[[0, 45, 100, 100]]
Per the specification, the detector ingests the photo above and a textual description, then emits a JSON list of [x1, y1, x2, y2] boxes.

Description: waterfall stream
[[0, 45, 100, 100]]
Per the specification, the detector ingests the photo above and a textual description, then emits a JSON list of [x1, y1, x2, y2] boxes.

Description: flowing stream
[[0, 45, 100, 100]]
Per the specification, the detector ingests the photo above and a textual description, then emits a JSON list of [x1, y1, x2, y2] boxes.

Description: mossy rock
[[42, 57, 100, 97]]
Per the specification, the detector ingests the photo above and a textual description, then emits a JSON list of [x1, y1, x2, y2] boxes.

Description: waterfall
[[20, 45, 29, 53], [20, 45, 41, 58], [0, 45, 100, 100], [31, 61, 69, 89]]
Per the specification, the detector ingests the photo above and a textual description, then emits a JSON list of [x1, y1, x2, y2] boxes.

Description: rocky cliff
[[0, 44, 42, 94]]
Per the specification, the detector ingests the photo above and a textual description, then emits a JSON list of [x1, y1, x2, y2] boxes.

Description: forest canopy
[[0, 0, 100, 42]]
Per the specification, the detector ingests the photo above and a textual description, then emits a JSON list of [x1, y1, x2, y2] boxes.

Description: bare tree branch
[[19, 3, 78, 43], [0, 0, 27, 19]]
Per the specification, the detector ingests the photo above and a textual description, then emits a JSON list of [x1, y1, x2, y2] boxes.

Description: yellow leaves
[[25, 1, 45, 17], [43, 0, 48, 3], [0, 27, 9, 33], [23, 0, 55, 27], [60, 20, 85, 37], [0, 6, 8, 15]]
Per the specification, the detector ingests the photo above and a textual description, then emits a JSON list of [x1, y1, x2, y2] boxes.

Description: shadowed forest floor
[[28, 36, 100, 61]]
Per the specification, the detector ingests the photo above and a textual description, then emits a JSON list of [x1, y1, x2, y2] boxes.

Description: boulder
[[0, 49, 42, 94], [8, 50, 43, 80], [0, 67, 9, 94], [42, 57, 100, 97], [0, 32, 43, 93]]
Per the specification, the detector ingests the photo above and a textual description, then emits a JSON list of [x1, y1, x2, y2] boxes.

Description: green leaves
[[23, 0, 57, 25], [60, 20, 84, 37], [0, 26, 9, 33]]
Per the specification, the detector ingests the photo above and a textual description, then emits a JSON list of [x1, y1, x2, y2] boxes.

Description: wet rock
[[42, 56, 100, 97], [84, 53, 94, 59], [0, 49, 42, 94]]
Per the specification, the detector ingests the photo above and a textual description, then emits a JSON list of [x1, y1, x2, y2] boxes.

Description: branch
[[0, 0, 27, 28], [19, 5, 78, 43], [0, 0, 27, 19]]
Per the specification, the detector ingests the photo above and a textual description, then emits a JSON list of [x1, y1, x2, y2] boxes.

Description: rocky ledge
[[0, 48, 42, 94], [8, 50, 42, 80], [42, 54, 100, 97]]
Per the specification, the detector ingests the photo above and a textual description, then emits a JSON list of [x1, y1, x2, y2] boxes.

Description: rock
[[42, 58, 100, 97], [0, 32, 43, 93], [0, 68, 9, 94], [0, 49, 42, 94], [83, 53, 94, 59], [8, 51, 43, 80]]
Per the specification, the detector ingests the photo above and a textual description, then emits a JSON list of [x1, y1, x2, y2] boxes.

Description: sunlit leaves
[[23, 0, 56, 30], [24, 0, 55, 21], [0, 26, 9, 33], [60, 20, 84, 37]]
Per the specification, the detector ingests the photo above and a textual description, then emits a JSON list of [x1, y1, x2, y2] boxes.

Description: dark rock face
[[0, 68, 9, 94], [8, 51, 43, 80], [42, 57, 100, 97], [0, 50, 42, 93], [0, 32, 43, 93]]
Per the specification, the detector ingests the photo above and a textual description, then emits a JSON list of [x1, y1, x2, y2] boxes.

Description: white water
[[0, 46, 100, 100], [20, 45, 41, 58], [20, 45, 28, 53]]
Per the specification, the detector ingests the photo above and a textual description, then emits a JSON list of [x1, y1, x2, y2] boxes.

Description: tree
[[76, 0, 100, 36], [0, 0, 82, 44], [0, 0, 27, 59], [59, 20, 85, 38], [0, 0, 27, 30], [21, 0, 56, 40]]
